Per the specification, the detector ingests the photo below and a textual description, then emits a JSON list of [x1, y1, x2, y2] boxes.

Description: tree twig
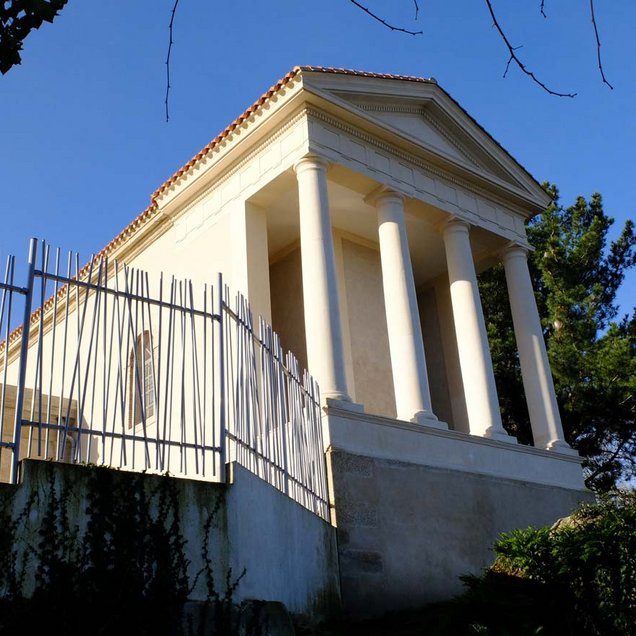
[[584, 437, 630, 486], [485, 0, 576, 97], [413, 0, 420, 21], [589, 0, 613, 89], [165, 0, 180, 123], [539, 0, 547, 19], [348, 0, 422, 35]]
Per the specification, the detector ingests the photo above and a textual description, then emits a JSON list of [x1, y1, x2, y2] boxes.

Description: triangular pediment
[[361, 106, 476, 166], [298, 69, 551, 211], [333, 93, 526, 189]]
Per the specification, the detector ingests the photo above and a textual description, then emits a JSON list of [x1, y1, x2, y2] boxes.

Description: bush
[[446, 491, 636, 635]]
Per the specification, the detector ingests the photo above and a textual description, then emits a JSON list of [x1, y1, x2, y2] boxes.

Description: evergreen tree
[[480, 185, 636, 492]]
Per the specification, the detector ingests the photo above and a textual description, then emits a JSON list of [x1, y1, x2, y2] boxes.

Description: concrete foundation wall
[[329, 448, 594, 616], [3, 460, 339, 618], [226, 464, 340, 616]]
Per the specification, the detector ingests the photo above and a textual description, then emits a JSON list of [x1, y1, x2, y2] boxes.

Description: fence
[[0, 239, 329, 520]]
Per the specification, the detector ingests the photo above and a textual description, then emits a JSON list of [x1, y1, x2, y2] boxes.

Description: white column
[[374, 190, 443, 427], [502, 244, 573, 452], [441, 218, 512, 441], [294, 156, 353, 406]]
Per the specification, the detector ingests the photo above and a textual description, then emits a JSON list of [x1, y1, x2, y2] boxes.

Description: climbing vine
[[0, 463, 243, 635]]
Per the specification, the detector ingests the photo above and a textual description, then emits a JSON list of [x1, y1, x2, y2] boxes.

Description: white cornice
[[158, 107, 309, 221], [305, 106, 539, 218]]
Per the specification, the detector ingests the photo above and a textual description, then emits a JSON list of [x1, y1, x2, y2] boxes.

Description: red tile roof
[[150, 66, 436, 203]]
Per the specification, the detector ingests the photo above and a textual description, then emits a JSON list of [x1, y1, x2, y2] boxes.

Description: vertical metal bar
[[160, 276, 176, 473], [85, 256, 105, 464], [188, 279, 202, 475], [46, 248, 60, 458], [10, 238, 38, 484], [217, 272, 226, 483], [35, 242, 49, 457], [202, 283, 208, 477], [0, 256, 16, 477], [138, 270, 151, 469], [178, 280, 187, 475], [155, 272, 164, 471], [57, 250, 72, 459], [111, 261, 127, 467], [69, 252, 95, 462], [26, 241, 46, 459], [100, 256, 111, 463]]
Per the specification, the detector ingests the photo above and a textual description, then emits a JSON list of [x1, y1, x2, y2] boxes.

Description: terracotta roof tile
[[151, 66, 306, 202], [298, 65, 435, 84], [150, 66, 437, 203], [0, 202, 159, 352]]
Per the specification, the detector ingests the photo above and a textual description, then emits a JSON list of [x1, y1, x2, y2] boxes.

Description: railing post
[[217, 272, 227, 483], [11, 238, 38, 484]]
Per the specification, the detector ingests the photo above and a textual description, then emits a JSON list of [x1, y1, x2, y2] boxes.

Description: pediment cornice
[[304, 105, 541, 218]]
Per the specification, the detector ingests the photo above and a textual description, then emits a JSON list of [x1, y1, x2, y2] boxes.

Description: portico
[[257, 145, 571, 454]]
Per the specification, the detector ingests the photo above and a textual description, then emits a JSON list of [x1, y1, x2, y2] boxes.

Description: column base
[[324, 397, 365, 413], [543, 439, 579, 456], [483, 428, 518, 444], [410, 411, 448, 430]]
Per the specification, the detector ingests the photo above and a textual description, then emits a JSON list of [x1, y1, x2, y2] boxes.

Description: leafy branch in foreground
[[0, 0, 68, 74]]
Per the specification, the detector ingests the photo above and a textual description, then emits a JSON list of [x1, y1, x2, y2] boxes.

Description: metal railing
[[0, 239, 329, 520]]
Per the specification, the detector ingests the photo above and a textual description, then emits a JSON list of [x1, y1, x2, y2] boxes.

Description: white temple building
[[1, 67, 592, 614]]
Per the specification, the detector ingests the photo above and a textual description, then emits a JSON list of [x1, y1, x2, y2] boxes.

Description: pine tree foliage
[[480, 185, 636, 492]]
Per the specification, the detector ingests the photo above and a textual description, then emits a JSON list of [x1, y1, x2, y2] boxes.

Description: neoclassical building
[[2, 67, 592, 614], [129, 66, 590, 609]]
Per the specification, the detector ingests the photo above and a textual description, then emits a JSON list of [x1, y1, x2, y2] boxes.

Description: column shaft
[[503, 245, 572, 452], [375, 191, 440, 425], [442, 219, 510, 440], [294, 156, 351, 404]]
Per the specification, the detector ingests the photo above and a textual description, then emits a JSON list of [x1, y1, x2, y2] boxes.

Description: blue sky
[[1, 1, 634, 315]]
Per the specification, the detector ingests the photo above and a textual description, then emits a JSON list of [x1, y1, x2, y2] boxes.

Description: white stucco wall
[[340, 238, 395, 418], [418, 285, 454, 426], [269, 246, 307, 372]]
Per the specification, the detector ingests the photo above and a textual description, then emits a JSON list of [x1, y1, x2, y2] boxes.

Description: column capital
[[365, 185, 405, 208], [501, 242, 530, 262], [439, 216, 471, 237], [293, 154, 330, 176]]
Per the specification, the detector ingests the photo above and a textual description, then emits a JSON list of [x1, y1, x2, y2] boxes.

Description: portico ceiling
[[255, 163, 507, 290]]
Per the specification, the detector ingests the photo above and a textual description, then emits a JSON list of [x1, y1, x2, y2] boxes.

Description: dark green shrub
[[437, 492, 636, 635], [492, 491, 636, 635]]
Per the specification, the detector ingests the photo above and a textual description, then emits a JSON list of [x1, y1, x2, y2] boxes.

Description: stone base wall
[[329, 448, 594, 617]]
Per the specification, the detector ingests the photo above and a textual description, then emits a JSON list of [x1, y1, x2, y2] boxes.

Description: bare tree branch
[[413, 0, 420, 21], [539, 0, 547, 19], [348, 0, 423, 35], [589, 0, 613, 90], [485, 0, 576, 97], [165, 0, 180, 123]]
